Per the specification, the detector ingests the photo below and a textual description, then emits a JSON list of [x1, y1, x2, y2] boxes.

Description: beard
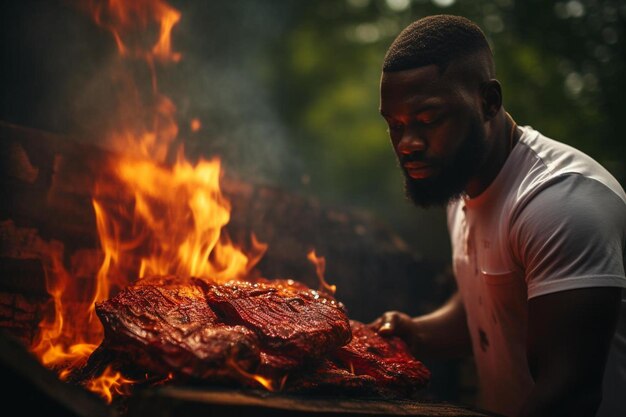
[[402, 115, 487, 208]]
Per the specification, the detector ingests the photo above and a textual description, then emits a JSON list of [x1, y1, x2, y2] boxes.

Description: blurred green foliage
[[263, 0, 625, 260]]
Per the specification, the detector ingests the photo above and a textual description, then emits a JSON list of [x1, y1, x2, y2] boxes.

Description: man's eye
[[416, 114, 439, 125], [387, 122, 404, 132]]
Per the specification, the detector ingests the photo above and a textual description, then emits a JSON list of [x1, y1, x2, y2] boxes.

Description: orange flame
[[190, 118, 202, 132], [30, 0, 270, 403], [86, 0, 182, 161], [226, 357, 288, 392], [93, 155, 268, 286], [307, 250, 337, 295], [86, 366, 135, 404], [87, 0, 181, 63], [30, 240, 100, 371]]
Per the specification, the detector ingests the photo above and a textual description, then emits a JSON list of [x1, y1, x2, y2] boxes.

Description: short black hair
[[383, 15, 492, 73]]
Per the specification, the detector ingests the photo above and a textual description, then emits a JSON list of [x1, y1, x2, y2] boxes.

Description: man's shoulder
[[511, 126, 626, 208]]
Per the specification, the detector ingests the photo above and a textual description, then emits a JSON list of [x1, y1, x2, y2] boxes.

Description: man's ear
[[480, 79, 502, 121]]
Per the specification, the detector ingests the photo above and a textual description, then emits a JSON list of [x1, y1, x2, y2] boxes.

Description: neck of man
[[464, 109, 518, 199]]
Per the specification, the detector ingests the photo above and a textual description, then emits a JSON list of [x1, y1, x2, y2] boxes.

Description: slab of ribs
[[83, 276, 430, 398]]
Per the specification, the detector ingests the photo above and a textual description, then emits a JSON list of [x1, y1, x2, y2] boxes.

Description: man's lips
[[403, 162, 435, 179]]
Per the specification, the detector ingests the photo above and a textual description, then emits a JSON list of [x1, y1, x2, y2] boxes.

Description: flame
[[93, 155, 267, 285], [87, 0, 181, 63], [29, 0, 271, 402], [30, 241, 100, 371], [81, 0, 268, 290], [85, 0, 181, 161], [226, 357, 288, 392], [307, 250, 337, 295], [190, 118, 202, 132], [91, 200, 116, 315], [85, 366, 135, 404]]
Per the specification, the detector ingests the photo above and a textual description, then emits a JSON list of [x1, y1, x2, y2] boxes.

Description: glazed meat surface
[[200, 279, 351, 360], [96, 282, 259, 379], [92, 278, 430, 397]]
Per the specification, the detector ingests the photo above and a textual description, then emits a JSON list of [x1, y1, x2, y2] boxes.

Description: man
[[374, 15, 626, 417]]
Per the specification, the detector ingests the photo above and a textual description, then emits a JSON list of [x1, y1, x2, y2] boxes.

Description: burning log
[[0, 289, 49, 346]]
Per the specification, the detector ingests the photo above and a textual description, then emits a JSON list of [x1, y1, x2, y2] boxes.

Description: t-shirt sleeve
[[509, 174, 626, 299]]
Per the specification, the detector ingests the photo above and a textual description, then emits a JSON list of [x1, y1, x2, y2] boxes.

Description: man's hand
[[371, 292, 472, 360], [371, 311, 420, 351]]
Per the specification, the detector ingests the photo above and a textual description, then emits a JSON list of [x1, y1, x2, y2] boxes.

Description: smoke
[[0, 0, 303, 187], [161, 1, 303, 185]]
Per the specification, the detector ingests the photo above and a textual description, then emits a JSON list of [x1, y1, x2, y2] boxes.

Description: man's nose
[[397, 131, 426, 155]]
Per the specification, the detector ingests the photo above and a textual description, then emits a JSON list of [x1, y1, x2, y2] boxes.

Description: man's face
[[379, 65, 487, 207]]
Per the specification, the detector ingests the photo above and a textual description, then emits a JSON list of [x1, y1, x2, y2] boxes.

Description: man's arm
[[373, 291, 472, 360], [520, 287, 621, 417]]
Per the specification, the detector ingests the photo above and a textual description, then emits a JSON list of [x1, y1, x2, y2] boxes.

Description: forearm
[[411, 292, 472, 359], [520, 287, 621, 417], [519, 379, 602, 417]]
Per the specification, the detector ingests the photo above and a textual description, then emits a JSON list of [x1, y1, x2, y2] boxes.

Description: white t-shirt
[[447, 125, 626, 417]]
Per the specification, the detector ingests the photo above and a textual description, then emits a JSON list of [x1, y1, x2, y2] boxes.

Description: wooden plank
[[0, 121, 104, 247], [127, 387, 499, 417]]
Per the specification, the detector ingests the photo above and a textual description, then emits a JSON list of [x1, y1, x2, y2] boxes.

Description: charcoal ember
[[95, 282, 259, 380], [199, 279, 351, 360], [330, 320, 430, 396]]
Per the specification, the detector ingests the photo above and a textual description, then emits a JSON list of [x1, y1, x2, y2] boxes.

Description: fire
[[86, 366, 135, 404], [85, 0, 182, 162], [30, 0, 188, 396], [307, 250, 337, 295], [93, 155, 268, 286], [226, 357, 288, 392], [87, 0, 181, 63], [190, 118, 202, 132], [27, 0, 288, 403], [30, 240, 99, 371]]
